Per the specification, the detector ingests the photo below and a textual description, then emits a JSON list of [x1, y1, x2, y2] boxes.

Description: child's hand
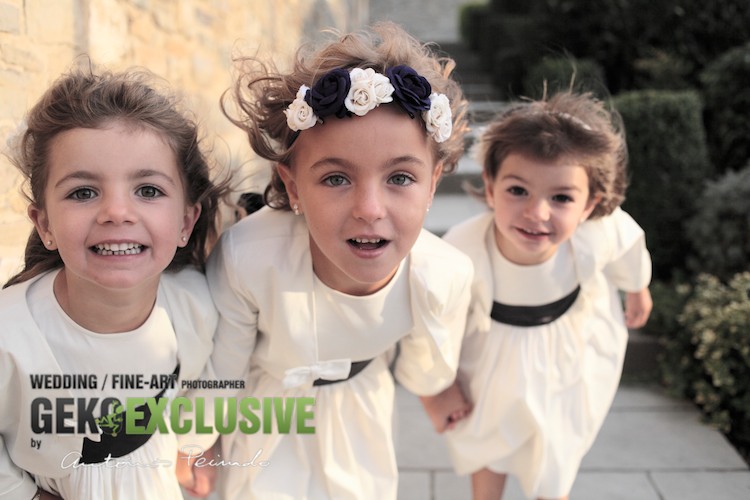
[[38, 489, 62, 500], [419, 381, 472, 434], [624, 288, 653, 329], [176, 443, 219, 498]]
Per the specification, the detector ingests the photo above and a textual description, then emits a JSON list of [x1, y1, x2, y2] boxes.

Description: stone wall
[[0, 0, 368, 281]]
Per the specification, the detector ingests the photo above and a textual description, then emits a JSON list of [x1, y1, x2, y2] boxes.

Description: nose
[[352, 184, 386, 223], [523, 197, 550, 222], [97, 193, 137, 225]]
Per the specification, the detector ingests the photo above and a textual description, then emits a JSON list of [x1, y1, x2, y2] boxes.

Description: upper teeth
[[94, 242, 143, 255], [96, 243, 141, 251], [353, 238, 382, 244]]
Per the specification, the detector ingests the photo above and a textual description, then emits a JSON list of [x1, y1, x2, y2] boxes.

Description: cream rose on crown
[[345, 68, 395, 116], [285, 85, 317, 131], [423, 93, 452, 143]]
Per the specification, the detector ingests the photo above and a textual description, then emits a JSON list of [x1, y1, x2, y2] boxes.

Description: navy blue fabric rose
[[306, 68, 351, 119], [386, 65, 432, 118]]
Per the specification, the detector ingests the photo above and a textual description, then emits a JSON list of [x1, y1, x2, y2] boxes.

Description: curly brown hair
[[478, 90, 628, 218], [5, 65, 231, 287], [222, 21, 469, 210]]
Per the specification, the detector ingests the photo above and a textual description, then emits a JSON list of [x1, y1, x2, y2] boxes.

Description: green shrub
[[667, 1, 750, 80], [614, 90, 713, 281], [522, 56, 607, 99], [459, 2, 490, 51], [644, 277, 692, 339], [686, 164, 750, 281], [535, 0, 675, 93], [700, 42, 750, 174], [632, 49, 694, 90], [661, 273, 750, 455]]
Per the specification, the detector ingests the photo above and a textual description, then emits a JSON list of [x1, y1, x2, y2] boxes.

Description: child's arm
[[624, 288, 653, 329], [176, 441, 219, 497], [419, 381, 472, 433]]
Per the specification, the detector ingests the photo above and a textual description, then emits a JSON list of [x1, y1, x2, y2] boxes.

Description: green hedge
[[660, 273, 750, 457], [700, 42, 750, 174], [614, 90, 713, 280], [459, 2, 490, 51], [686, 164, 750, 281], [522, 56, 606, 99]]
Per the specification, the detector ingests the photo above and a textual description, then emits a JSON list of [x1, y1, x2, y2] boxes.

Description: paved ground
[[395, 382, 750, 500]]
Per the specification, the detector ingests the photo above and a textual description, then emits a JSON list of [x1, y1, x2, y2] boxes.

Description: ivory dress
[[0, 268, 217, 500], [443, 208, 651, 499], [204, 207, 473, 500]]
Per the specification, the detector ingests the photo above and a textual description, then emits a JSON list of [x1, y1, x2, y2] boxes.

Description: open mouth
[[348, 237, 388, 250], [92, 243, 144, 256], [517, 228, 550, 237]]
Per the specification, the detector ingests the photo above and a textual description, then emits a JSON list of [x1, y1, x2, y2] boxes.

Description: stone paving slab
[[395, 383, 750, 500]]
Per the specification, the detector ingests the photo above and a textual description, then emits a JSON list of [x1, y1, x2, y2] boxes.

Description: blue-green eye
[[323, 175, 348, 187], [389, 173, 415, 186]]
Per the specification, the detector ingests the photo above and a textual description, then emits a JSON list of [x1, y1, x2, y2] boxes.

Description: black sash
[[80, 364, 180, 463], [313, 359, 373, 386], [490, 286, 581, 327]]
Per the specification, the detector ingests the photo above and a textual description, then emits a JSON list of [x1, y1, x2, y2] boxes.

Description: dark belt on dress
[[80, 364, 180, 464], [490, 285, 581, 327], [313, 359, 374, 386]]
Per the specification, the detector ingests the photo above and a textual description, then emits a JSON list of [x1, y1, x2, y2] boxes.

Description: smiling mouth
[[348, 238, 388, 250], [518, 228, 550, 237], [92, 243, 144, 256]]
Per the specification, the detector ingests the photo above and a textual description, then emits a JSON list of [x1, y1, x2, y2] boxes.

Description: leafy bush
[[534, 1, 750, 93], [459, 2, 490, 51], [614, 90, 713, 280], [632, 49, 694, 90], [686, 164, 750, 281], [700, 42, 750, 174], [661, 273, 750, 455], [644, 277, 692, 339], [522, 56, 606, 99]]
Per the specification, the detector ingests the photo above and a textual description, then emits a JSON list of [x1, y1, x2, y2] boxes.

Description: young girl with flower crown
[[0, 67, 228, 500], [180, 22, 474, 499], [421, 91, 653, 500]]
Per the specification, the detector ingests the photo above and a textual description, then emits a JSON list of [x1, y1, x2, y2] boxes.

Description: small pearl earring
[[46, 240, 52, 246], [181, 236, 187, 242], [293, 203, 301, 216]]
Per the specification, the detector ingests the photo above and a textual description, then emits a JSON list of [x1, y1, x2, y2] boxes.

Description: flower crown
[[284, 65, 452, 143]]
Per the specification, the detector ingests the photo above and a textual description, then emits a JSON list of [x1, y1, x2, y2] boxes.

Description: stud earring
[[46, 240, 52, 246], [181, 236, 187, 242], [293, 203, 301, 216]]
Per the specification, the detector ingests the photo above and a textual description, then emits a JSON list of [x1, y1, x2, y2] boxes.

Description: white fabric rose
[[423, 93, 453, 143], [345, 68, 379, 116], [371, 72, 394, 105], [285, 85, 318, 131]]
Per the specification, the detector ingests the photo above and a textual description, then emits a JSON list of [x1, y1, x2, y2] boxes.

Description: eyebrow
[[309, 155, 427, 172], [500, 174, 584, 192], [54, 168, 179, 189]]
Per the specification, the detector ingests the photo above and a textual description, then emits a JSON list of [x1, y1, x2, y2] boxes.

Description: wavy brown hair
[[5, 65, 231, 287], [222, 21, 469, 210], [478, 90, 628, 219]]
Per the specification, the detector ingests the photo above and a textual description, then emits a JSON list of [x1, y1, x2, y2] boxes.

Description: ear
[[276, 163, 299, 205], [428, 162, 444, 203], [179, 202, 202, 247], [482, 171, 495, 209], [28, 204, 55, 249], [581, 193, 602, 222]]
